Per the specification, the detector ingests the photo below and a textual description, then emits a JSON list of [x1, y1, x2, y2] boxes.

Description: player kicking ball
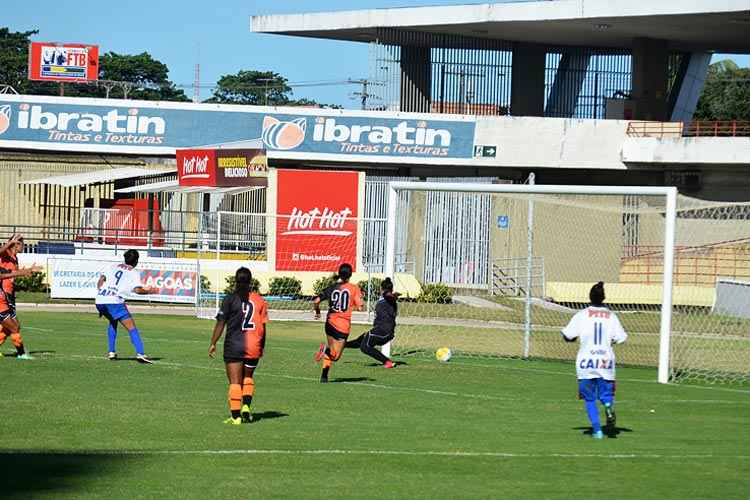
[[209, 267, 268, 425], [95, 249, 158, 363], [561, 282, 627, 439], [313, 263, 364, 383], [345, 277, 399, 369]]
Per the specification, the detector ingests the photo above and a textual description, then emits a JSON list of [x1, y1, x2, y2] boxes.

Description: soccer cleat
[[314, 343, 326, 363], [604, 403, 616, 430], [136, 354, 153, 364], [16, 353, 35, 360], [107, 352, 117, 361], [384, 360, 395, 369], [223, 417, 242, 426], [592, 430, 605, 440], [241, 404, 253, 423]]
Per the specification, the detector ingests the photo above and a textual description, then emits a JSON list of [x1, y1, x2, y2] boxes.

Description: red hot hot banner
[[275, 169, 359, 272]]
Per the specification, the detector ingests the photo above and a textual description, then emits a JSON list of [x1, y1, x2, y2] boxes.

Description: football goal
[[383, 181, 750, 386]]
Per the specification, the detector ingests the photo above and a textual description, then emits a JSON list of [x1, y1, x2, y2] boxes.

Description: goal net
[[384, 181, 750, 386]]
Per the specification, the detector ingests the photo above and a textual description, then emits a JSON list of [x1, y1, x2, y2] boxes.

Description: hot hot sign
[[275, 169, 359, 272]]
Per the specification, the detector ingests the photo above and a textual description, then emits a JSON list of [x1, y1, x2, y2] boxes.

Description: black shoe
[[320, 374, 329, 383]]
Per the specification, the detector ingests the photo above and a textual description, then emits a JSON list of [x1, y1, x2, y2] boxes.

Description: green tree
[[207, 70, 292, 105], [206, 69, 343, 108], [694, 60, 750, 121], [0, 27, 188, 101], [0, 27, 57, 94]]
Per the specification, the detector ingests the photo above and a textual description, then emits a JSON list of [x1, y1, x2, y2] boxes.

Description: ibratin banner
[[275, 169, 360, 272], [0, 95, 476, 158], [49, 258, 197, 304]]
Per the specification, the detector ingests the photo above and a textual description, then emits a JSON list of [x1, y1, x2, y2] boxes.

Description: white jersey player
[[95, 249, 156, 363], [561, 282, 627, 439]]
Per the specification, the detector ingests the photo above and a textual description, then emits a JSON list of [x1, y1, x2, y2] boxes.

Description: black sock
[[231, 410, 241, 419], [242, 396, 253, 406], [16, 344, 25, 356], [324, 347, 332, 356], [321, 366, 330, 378]]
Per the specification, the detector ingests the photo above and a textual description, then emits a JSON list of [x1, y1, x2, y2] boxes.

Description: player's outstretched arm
[[0, 265, 42, 281], [0, 233, 22, 256], [208, 320, 226, 358], [133, 285, 159, 295]]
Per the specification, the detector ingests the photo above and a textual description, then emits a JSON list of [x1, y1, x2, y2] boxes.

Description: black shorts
[[223, 357, 260, 369], [325, 322, 349, 341], [363, 329, 394, 346], [0, 306, 17, 323]]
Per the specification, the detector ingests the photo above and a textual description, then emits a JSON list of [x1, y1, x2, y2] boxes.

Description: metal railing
[[490, 257, 545, 297], [627, 121, 750, 139]]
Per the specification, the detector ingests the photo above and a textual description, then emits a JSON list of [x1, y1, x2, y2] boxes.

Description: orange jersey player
[[313, 263, 364, 383], [209, 267, 269, 425], [0, 234, 42, 360]]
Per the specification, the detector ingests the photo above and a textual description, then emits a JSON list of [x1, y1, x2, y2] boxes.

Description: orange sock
[[322, 354, 333, 369], [10, 332, 23, 348], [242, 377, 255, 399], [228, 384, 242, 415]]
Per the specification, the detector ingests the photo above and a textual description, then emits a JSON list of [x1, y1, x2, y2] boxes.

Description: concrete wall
[[622, 137, 750, 165]]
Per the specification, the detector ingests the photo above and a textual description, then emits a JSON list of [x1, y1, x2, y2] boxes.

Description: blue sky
[[5, 0, 749, 107]]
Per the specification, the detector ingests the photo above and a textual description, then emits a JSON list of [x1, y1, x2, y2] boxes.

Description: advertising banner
[[28, 42, 99, 82], [0, 95, 476, 159], [274, 169, 360, 272], [49, 257, 196, 304], [176, 148, 268, 187]]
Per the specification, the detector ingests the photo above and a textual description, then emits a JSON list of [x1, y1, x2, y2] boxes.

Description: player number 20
[[330, 289, 350, 312]]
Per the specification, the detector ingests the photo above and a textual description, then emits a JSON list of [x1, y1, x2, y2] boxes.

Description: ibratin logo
[[0, 105, 10, 135], [262, 116, 306, 150]]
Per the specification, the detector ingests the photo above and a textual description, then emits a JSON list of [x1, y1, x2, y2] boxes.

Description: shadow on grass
[[112, 357, 164, 362], [573, 426, 634, 439], [0, 452, 131, 498], [330, 377, 375, 383], [252, 411, 289, 423]]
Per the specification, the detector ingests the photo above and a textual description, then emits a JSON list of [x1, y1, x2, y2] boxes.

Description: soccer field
[[2, 311, 749, 499]]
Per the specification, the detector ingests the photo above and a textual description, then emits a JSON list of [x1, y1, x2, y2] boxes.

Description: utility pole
[[350, 78, 374, 110], [258, 78, 275, 106]]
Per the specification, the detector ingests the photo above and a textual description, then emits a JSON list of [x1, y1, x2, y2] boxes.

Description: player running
[[313, 263, 364, 383], [0, 234, 42, 359], [561, 281, 628, 439], [345, 277, 399, 369], [209, 267, 268, 425], [95, 249, 158, 363]]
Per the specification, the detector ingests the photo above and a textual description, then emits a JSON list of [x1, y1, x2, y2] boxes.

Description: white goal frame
[[384, 181, 678, 384]]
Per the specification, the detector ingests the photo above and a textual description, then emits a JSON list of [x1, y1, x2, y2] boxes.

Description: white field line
[[2, 448, 749, 460], [52, 354, 750, 405]]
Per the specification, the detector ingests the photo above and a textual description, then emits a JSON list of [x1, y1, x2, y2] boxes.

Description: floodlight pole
[[384, 181, 677, 384]]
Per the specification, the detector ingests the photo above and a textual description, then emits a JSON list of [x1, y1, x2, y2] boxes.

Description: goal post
[[384, 181, 678, 384]]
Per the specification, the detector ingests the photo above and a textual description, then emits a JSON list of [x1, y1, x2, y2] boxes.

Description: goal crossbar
[[384, 181, 678, 384]]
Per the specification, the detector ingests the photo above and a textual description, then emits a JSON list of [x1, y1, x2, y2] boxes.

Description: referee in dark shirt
[[345, 277, 399, 369]]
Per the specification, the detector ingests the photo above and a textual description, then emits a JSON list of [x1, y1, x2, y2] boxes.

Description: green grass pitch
[[2, 311, 749, 499]]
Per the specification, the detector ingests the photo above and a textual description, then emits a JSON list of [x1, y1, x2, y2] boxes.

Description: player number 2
[[242, 302, 255, 331], [330, 289, 350, 312]]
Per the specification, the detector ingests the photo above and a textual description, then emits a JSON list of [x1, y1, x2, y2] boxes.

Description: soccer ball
[[435, 347, 452, 362]]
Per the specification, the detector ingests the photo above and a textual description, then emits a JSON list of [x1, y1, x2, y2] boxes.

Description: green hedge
[[357, 277, 383, 302], [223, 275, 260, 295], [312, 274, 338, 296], [268, 276, 302, 297], [417, 283, 453, 304], [14, 272, 47, 293]]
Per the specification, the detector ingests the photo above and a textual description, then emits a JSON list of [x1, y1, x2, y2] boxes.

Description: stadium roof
[[114, 180, 265, 195], [251, 0, 750, 53], [19, 167, 175, 187]]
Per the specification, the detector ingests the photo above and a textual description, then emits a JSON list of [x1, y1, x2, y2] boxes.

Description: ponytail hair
[[381, 277, 394, 293], [234, 267, 253, 299], [336, 263, 353, 282], [589, 281, 605, 306]]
